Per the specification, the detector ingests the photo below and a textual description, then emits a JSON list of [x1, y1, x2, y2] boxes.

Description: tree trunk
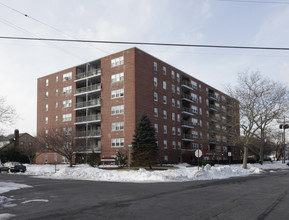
[[243, 146, 248, 169]]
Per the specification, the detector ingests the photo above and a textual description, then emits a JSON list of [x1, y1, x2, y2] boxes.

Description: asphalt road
[[0, 169, 289, 220]]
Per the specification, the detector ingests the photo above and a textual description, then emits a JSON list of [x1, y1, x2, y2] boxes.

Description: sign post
[[54, 152, 57, 173], [128, 145, 132, 170], [228, 152, 231, 165], [195, 149, 203, 170]]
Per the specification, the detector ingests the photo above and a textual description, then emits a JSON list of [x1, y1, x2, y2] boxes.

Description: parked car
[[4, 162, 26, 173], [0, 162, 9, 173], [287, 162, 289, 166]]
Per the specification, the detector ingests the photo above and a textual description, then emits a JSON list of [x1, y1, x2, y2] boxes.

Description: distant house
[[0, 129, 36, 163]]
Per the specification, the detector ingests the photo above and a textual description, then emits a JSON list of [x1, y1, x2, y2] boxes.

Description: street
[[1, 169, 289, 220]]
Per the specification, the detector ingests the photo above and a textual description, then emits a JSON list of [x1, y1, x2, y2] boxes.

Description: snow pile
[[0, 182, 32, 212], [0, 182, 32, 194], [21, 161, 288, 183]]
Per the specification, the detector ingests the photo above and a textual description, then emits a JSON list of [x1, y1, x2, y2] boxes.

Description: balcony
[[75, 99, 101, 110], [182, 120, 197, 128], [75, 83, 102, 96], [75, 130, 102, 138], [208, 93, 217, 101], [75, 68, 102, 81], [75, 114, 101, 124], [181, 81, 197, 91], [209, 104, 219, 112], [182, 134, 198, 141], [182, 107, 197, 116], [182, 93, 198, 103]]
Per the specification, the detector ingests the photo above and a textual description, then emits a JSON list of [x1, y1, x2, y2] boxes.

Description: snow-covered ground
[[0, 161, 288, 219], [0, 182, 32, 220], [20, 161, 289, 183]]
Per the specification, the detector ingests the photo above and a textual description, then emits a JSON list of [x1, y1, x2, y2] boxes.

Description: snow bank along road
[[0, 167, 289, 219]]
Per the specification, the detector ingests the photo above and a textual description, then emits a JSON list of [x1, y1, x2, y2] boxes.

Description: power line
[[1, 36, 289, 51], [217, 0, 289, 4], [0, 1, 108, 54]]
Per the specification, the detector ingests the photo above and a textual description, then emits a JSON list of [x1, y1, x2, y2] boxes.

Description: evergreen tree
[[132, 113, 159, 169], [115, 151, 127, 168]]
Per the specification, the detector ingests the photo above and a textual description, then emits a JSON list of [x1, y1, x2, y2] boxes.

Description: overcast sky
[[1, 0, 289, 136]]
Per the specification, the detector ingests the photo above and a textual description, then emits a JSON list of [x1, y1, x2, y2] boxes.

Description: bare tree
[[227, 71, 289, 168], [19, 137, 39, 164], [0, 96, 16, 134], [38, 128, 85, 167]]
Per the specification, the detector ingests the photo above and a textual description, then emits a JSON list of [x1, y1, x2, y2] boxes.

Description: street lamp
[[279, 122, 289, 163]]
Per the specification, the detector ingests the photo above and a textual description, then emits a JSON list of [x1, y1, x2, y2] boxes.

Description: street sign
[[228, 152, 232, 157], [54, 152, 57, 162], [195, 149, 202, 158], [128, 145, 133, 149]]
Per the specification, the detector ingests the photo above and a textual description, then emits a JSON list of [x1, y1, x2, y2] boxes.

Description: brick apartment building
[[36, 47, 240, 164]]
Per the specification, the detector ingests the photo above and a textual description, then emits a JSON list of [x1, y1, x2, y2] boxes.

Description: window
[[172, 98, 175, 107], [111, 105, 124, 115], [171, 71, 175, 79], [177, 114, 181, 122], [192, 143, 199, 150], [163, 81, 167, 90], [177, 100, 180, 108], [45, 117, 48, 124], [45, 79, 49, 86], [62, 127, 72, 135], [163, 95, 167, 104], [56, 76, 58, 82], [45, 91, 49, 98], [163, 125, 167, 134], [154, 62, 158, 72], [154, 124, 158, 133], [63, 86, 72, 94], [62, 113, 72, 122], [111, 122, 124, 131], [111, 56, 124, 67], [55, 102, 58, 108], [63, 72, 72, 81], [177, 86, 180, 95], [45, 104, 48, 112], [56, 89, 58, 95], [177, 128, 181, 136], [62, 99, 72, 108], [178, 141, 181, 149], [55, 115, 58, 121], [191, 105, 198, 114], [164, 155, 168, 161], [111, 88, 124, 99], [172, 141, 176, 149], [192, 118, 198, 126], [163, 66, 166, 75], [44, 155, 48, 163], [111, 138, 124, 147], [164, 140, 167, 149], [154, 108, 158, 117], [192, 131, 198, 139], [176, 73, 180, 82], [163, 110, 167, 119], [191, 93, 198, 102], [172, 112, 175, 121], [172, 84, 175, 93], [154, 92, 158, 102], [154, 77, 158, 87], [172, 127, 176, 135], [111, 72, 124, 83], [45, 130, 48, 137]]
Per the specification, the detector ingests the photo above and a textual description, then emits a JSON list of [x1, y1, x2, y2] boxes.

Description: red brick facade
[[36, 47, 240, 164]]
